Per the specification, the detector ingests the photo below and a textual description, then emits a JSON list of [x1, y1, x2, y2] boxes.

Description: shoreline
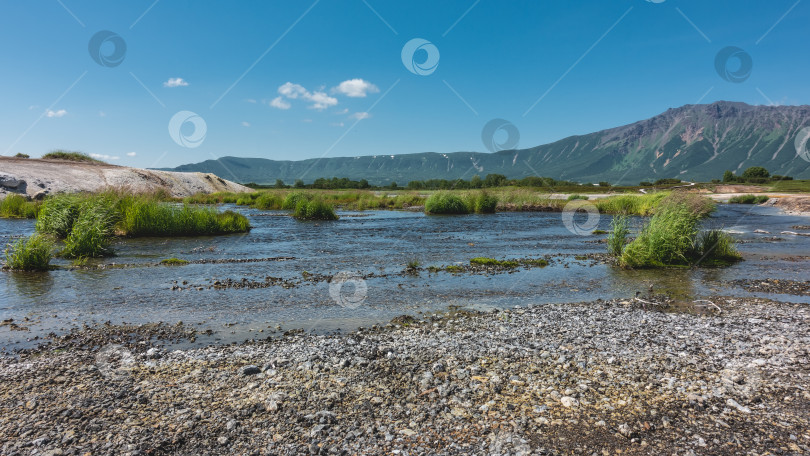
[[1, 295, 808, 455]]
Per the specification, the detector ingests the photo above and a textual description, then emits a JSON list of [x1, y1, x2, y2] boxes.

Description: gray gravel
[[1, 296, 808, 455]]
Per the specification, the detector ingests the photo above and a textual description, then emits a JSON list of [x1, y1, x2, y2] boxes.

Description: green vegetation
[[61, 195, 118, 258], [160, 258, 189, 266], [606, 214, 630, 257], [406, 259, 420, 270], [728, 194, 769, 204], [466, 191, 498, 213], [445, 265, 464, 273], [292, 198, 338, 220], [768, 180, 810, 192], [593, 193, 671, 216], [618, 193, 739, 268], [253, 193, 283, 210], [470, 257, 519, 268], [3, 234, 54, 271], [567, 194, 588, 201], [522, 258, 549, 267], [592, 229, 608, 235], [14, 153, 29, 158], [694, 229, 742, 265], [0, 194, 39, 219], [425, 192, 470, 215], [282, 191, 313, 210], [722, 166, 790, 184], [33, 193, 250, 258], [41, 150, 101, 163]]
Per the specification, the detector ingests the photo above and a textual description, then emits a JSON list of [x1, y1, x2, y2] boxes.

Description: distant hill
[[163, 101, 810, 185]]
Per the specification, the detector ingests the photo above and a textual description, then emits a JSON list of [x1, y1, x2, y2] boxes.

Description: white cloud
[[350, 112, 371, 120], [275, 82, 338, 110], [332, 79, 379, 98], [90, 153, 119, 160], [278, 82, 308, 99], [46, 109, 67, 118], [270, 96, 291, 110], [330, 122, 345, 127], [241, 121, 251, 127], [335, 108, 349, 115], [245, 98, 257, 103], [163, 77, 189, 88], [126, 152, 136, 157], [99, 111, 106, 117], [305, 91, 338, 110]]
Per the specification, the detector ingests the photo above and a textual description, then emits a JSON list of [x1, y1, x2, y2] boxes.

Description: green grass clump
[[282, 192, 313, 210], [693, 229, 742, 265], [594, 193, 669, 216], [470, 257, 519, 268], [292, 198, 338, 220], [445, 265, 464, 273], [0, 194, 39, 219], [466, 191, 498, 213], [42, 150, 101, 162], [728, 194, 769, 204], [592, 229, 608, 235], [119, 200, 250, 236], [61, 196, 119, 258], [567, 194, 588, 201], [160, 258, 189, 266], [606, 215, 631, 257], [425, 192, 470, 215], [3, 234, 54, 271], [36, 195, 81, 238], [619, 193, 737, 268], [522, 258, 549, 267], [253, 192, 284, 210]]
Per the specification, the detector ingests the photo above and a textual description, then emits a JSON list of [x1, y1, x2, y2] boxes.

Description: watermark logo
[[481, 118, 520, 152], [168, 111, 207, 148], [795, 126, 810, 162], [715, 46, 752, 83], [401, 38, 440, 76], [645, 0, 666, 3], [95, 344, 135, 380], [329, 271, 367, 309], [562, 201, 600, 235], [88, 31, 127, 68]]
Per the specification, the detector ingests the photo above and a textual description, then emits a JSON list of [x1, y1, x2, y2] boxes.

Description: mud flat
[[1, 295, 808, 455], [0, 156, 250, 199]]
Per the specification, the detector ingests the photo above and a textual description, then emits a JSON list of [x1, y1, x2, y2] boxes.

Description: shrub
[[595, 193, 667, 216], [425, 192, 469, 214], [3, 234, 54, 271], [470, 191, 498, 213], [729, 194, 769, 204], [282, 192, 313, 210], [0, 194, 39, 219], [293, 199, 338, 220], [42, 150, 101, 162], [14, 153, 29, 158], [567, 194, 588, 201], [606, 214, 630, 257]]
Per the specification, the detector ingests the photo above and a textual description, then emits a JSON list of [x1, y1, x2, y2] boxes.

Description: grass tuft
[[470, 257, 519, 268], [160, 258, 189, 266], [0, 194, 39, 219], [3, 234, 54, 271], [606, 215, 630, 257], [425, 192, 470, 214], [728, 194, 769, 204], [292, 198, 338, 220], [42, 150, 102, 162]]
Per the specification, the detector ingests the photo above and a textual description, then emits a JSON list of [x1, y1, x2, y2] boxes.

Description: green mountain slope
[[165, 102, 810, 185]]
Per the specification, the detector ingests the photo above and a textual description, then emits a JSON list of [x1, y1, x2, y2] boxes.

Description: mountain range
[[164, 101, 810, 185]]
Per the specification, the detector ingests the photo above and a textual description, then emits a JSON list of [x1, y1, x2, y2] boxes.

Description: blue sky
[[1, 0, 808, 169]]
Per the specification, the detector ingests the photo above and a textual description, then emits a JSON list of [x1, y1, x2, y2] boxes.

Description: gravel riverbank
[[1, 296, 808, 455]]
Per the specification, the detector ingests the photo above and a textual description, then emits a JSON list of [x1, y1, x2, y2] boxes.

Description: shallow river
[[2, 204, 809, 350]]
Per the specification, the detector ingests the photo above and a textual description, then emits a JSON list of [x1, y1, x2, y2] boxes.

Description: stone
[[240, 365, 261, 376], [560, 396, 579, 408]]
